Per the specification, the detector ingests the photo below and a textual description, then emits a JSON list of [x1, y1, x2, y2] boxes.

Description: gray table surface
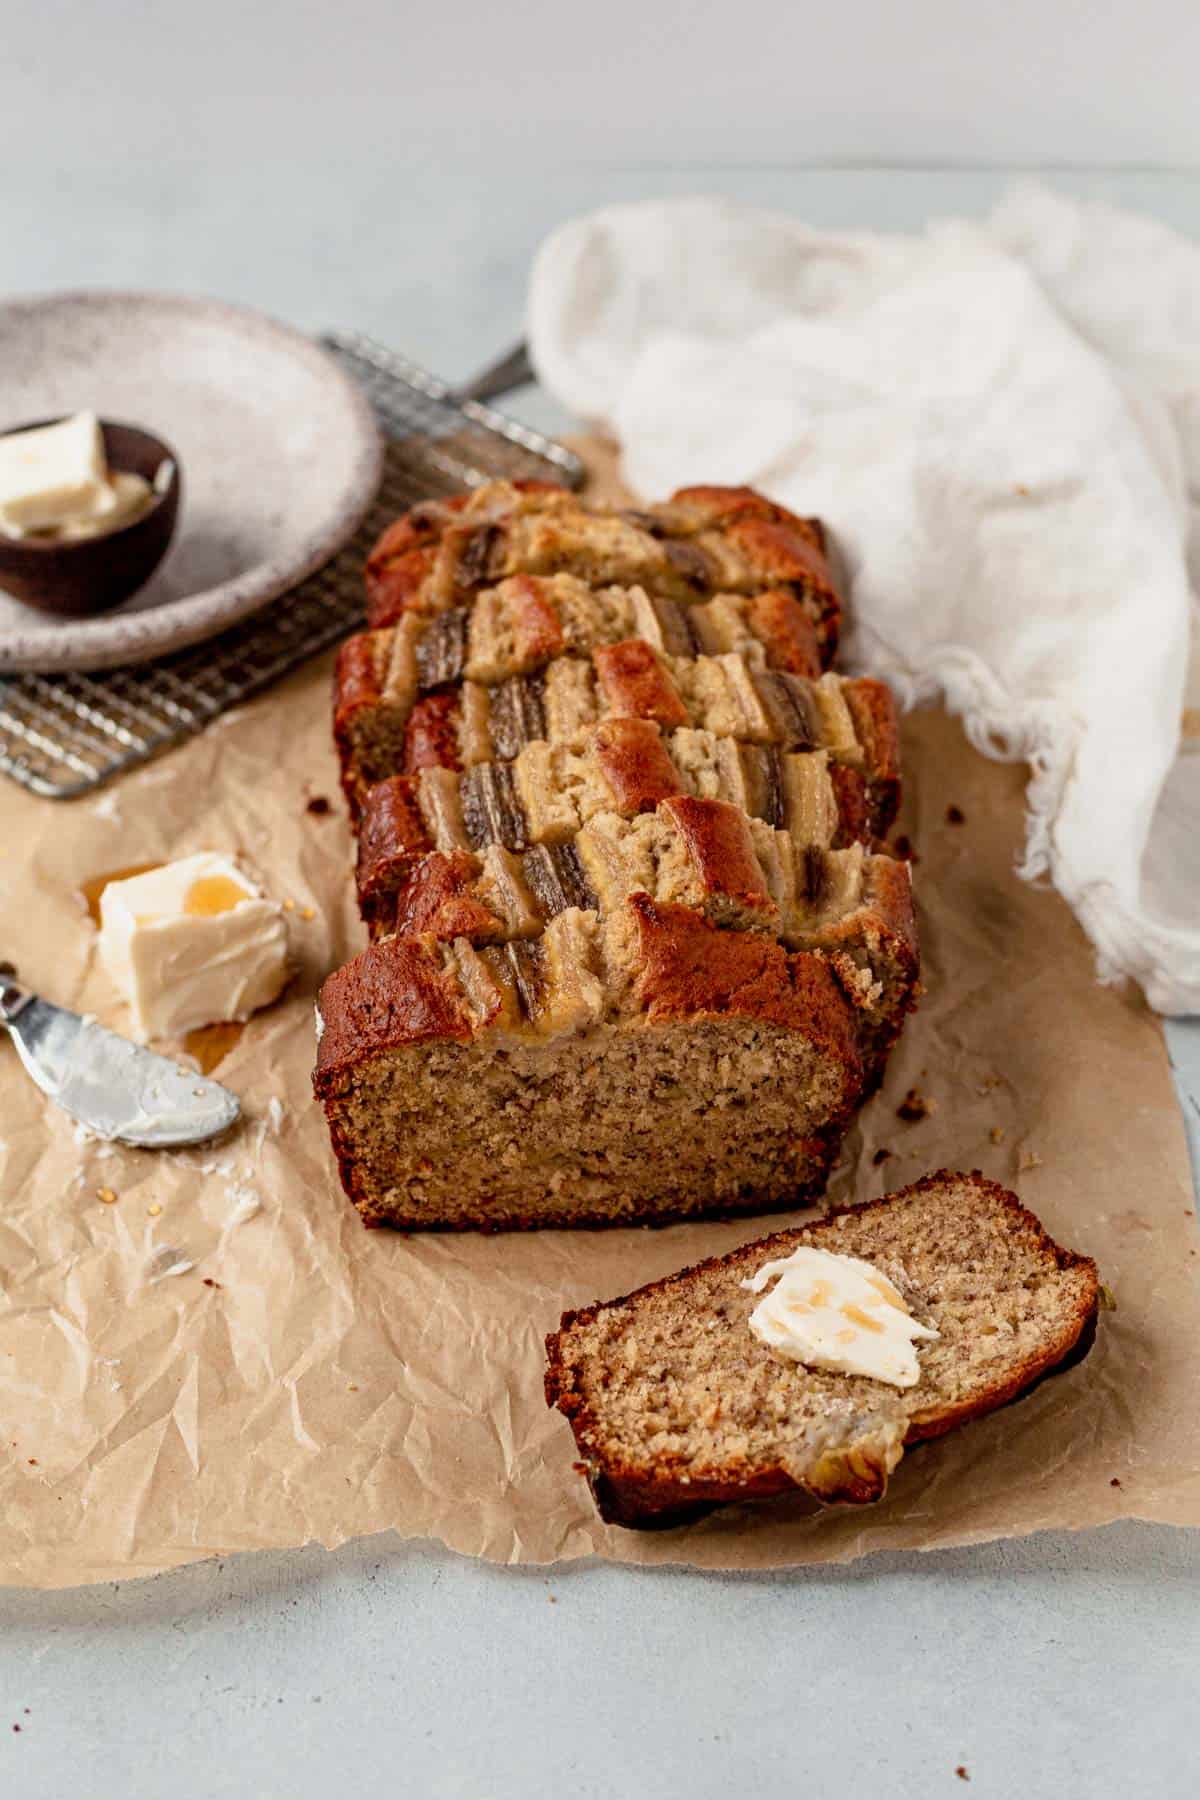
[[2, 157, 1199, 1800]]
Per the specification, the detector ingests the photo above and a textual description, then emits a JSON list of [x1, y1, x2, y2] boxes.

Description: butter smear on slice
[[742, 1244, 939, 1388]]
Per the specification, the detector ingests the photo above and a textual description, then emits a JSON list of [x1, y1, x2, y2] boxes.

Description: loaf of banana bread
[[315, 481, 918, 1232], [545, 1171, 1100, 1527]]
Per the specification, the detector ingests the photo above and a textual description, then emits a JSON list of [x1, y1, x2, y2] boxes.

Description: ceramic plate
[[0, 292, 383, 672]]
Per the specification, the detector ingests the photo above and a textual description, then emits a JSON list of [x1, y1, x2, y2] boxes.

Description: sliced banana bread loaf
[[316, 480, 915, 1236], [545, 1171, 1099, 1528], [314, 899, 867, 1231]]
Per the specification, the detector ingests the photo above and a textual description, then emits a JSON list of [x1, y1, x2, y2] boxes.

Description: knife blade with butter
[[1, 963, 240, 1146]]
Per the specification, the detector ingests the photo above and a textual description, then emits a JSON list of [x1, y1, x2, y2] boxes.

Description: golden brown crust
[[388, 851, 507, 944], [332, 631, 385, 737], [356, 776, 434, 925], [319, 891, 863, 1086], [666, 484, 791, 525], [332, 633, 392, 812], [351, 735, 891, 933], [545, 1170, 1100, 1529], [593, 639, 689, 728], [364, 543, 438, 629], [727, 514, 836, 599], [745, 589, 823, 679], [627, 894, 862, 1077], [717, 510, 840, 654], [368, 495, 469, 562], [357, 806, 912, 966], [590, 718, 685, 814], [665, 485, 827, 554], [659, 796, 774, 921], [823, 852, 921, 1051], [829, 765, 871, 848], [314, 936, 477, 1093], [403, 691, 462, 774], [364, 497, 477, 625], [844, 678, 902, 833], [506, 573, 568, 665], [343, 493, 870, 811]]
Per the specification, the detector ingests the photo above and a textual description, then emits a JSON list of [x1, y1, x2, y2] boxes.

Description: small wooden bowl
[[0, 419, 181, 619]]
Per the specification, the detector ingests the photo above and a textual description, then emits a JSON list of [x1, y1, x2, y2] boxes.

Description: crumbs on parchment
[[896, 1088, 934, 1123]]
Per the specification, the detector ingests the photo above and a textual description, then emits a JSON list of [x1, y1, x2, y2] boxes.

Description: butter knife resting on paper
[[1, 963, 240, 1147]]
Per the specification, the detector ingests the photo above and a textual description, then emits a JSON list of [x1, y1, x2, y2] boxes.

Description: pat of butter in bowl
[[98, 853, 290, 1042], [742, 1245, 939, 1388], [0, 412, 157, 543]]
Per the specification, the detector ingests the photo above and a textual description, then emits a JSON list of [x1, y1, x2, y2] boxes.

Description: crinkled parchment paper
[[1, 444, 1197, 1586]]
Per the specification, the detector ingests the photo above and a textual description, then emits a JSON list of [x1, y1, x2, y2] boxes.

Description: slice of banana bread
[[353, 799, 917, 1063], [313, 899, 866, 1231], [545, 1171, 1099, 1528], [336, 629, 896, 819], [354, 737, 893, 932], [363, 481, 842, 660], [333, 617, 879, 821]]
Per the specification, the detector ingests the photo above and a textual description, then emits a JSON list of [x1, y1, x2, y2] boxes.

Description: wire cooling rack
[[0, 332, 584, 800]]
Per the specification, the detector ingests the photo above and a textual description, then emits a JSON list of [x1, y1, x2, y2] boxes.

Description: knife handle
[[0, 963, 35, 1026]]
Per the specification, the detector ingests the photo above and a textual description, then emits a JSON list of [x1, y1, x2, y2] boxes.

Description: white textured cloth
[[528, 186, 1200, 1014]]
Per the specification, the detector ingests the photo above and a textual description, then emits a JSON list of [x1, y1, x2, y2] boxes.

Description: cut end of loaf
[[545, 1171, 1100, 1527], [314, 902, 866, 1232], [320, 1018, 854, 1232]]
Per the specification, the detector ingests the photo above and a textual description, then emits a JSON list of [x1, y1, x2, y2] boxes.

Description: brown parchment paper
[[2, 447, 1199, 1588]]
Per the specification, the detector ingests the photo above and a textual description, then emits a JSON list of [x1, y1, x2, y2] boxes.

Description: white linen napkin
[[527, 186, 1200, 1014]]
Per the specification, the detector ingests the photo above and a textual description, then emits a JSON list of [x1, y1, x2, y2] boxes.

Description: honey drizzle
[[183, 874, 250, 916], [80, 862, 162, 926], [183, 1019, 246, 1075]]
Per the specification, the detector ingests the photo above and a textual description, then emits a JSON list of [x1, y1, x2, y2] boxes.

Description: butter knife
[[1, 963, 240, 1147]]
